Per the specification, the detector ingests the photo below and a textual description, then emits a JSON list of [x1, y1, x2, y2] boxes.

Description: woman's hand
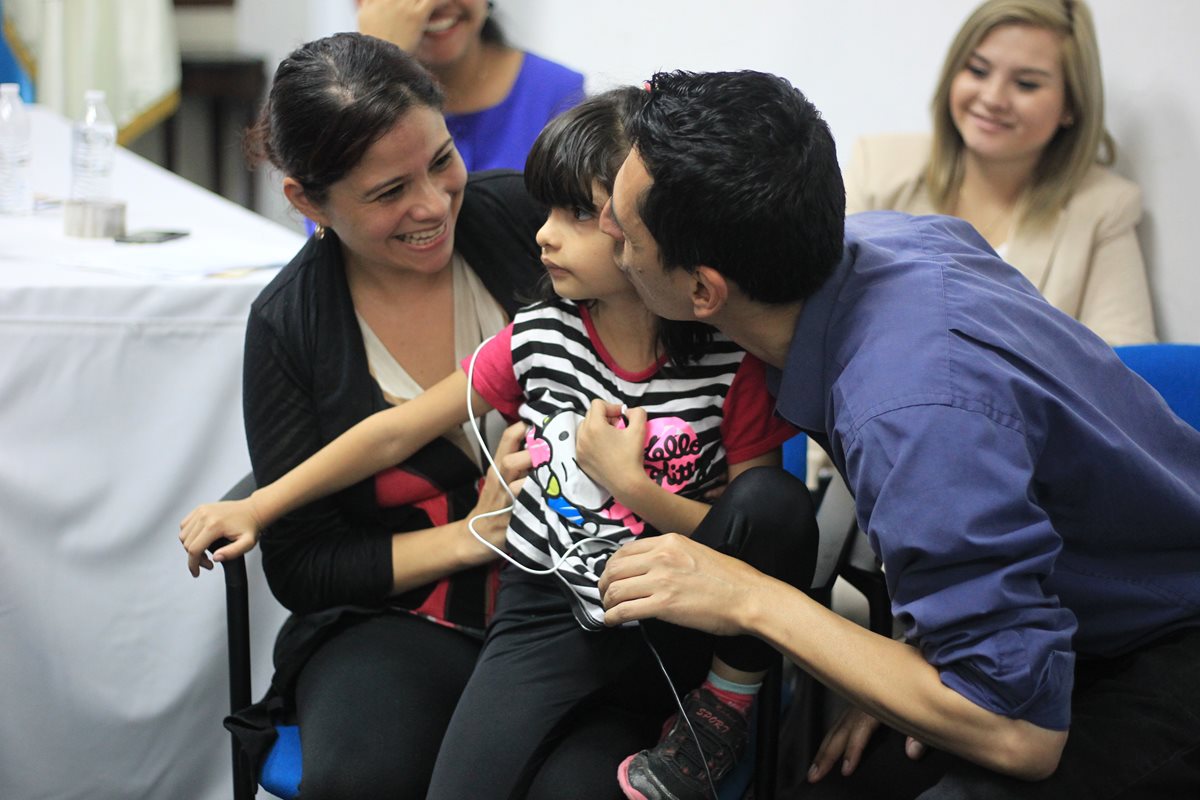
[[179, 498, 265, 578], [357, 0, 440, 52], [807, 705, 928, 783], [461, 422, 529, 565], [575, 400, 649, 498]]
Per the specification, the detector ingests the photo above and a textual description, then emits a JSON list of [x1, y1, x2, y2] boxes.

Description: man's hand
[[808, 705, 929, 783], [598, 532, 764, 636]]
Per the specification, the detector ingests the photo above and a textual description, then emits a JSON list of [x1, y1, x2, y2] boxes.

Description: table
[[0, 107, 299, 800]]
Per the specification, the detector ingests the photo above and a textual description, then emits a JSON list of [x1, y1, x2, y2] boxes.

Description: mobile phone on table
[[114, 230, 190, 244]]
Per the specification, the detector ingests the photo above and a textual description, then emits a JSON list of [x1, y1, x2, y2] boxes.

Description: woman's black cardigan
[[243, 171, 543, 621]]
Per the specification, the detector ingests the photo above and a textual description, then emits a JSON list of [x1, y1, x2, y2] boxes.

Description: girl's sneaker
[[617, 686, 749, 800]]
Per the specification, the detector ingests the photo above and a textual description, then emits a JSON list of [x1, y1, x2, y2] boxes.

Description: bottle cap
[[85, 89, 106, 103]]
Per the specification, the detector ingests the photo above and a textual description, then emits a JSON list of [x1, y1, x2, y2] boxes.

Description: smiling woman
[[286, 107, 466, 283], [227, 32, 549, 797], [844, 0, 1156, 346], [948, 24, 1071, 200]]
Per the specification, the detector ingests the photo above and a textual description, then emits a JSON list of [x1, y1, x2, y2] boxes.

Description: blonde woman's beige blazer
[[844, 133, 1157, 345]]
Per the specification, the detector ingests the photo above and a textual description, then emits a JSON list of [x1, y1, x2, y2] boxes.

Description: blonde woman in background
[[845, 0, 1156, 346]]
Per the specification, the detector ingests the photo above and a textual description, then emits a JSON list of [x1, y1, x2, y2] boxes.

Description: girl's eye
[[433, 151, 454, 170], [573, 206, 596, 222], [377, 184, 405, 201], [965, 64, 987, 79], [1016, 80, 1042, 91]]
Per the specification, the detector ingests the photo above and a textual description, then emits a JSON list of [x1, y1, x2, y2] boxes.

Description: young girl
[[182, 87, 809, 800]]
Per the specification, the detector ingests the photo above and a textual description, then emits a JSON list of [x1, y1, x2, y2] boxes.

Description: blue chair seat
[[260, 725, 301, 799], [251, 695, 779, 799], [1114, 343, 1200, 429]]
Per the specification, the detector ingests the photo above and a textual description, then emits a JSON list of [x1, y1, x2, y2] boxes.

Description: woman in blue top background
[[358, 0, 585, 171]]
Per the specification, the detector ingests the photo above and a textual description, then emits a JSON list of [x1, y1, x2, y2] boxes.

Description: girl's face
[[536, 182, 634, 304], [414, 0, 491, 69], [949, 23, 1071, 170], [313, 106, 467, 279]]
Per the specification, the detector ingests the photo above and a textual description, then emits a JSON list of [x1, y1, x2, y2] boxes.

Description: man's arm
[[602, 401, 1079, 780], [598, 535, 1066, 780]]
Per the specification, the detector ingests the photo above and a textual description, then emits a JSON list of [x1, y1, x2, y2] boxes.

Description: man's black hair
[[629, 70, 846, 304]]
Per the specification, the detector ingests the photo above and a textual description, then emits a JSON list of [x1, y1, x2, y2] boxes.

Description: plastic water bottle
[[71, 89, 117, 201], [0, 83, 33, 215]]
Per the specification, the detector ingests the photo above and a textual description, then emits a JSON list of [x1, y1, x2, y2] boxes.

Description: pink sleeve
[[721, 354, 798, 464], [460, 324, 523, 420]]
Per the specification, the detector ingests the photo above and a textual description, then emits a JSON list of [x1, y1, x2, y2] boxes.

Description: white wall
[[222, 0, 355, 226], [240, 0, 1200, 342]]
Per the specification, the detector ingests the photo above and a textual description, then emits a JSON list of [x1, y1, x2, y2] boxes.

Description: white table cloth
[[0, 108, 299, 800]]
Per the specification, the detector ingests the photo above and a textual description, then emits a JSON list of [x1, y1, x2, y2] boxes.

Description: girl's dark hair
[[525, 86, 645, 210], [523, 87, 715, 365], [244, 32, 444, 206]]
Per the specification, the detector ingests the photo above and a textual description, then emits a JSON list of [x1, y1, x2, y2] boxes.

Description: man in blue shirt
[[595, 69, 1200, 798]]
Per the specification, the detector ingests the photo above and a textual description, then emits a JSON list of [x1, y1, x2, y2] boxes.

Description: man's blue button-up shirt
[[769, 211, 1200, 730]]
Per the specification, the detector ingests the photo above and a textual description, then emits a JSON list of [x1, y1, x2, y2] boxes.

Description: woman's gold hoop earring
[[315, 224, 326, 240]]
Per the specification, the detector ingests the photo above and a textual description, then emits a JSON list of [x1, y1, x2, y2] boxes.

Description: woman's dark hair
[[480, 10, 505, 46], [244, 32, 444, 206], [523, 87, 715, 364]]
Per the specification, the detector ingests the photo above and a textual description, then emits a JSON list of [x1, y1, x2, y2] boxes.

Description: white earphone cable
[[464, 334, 716, 791], [464, 337, 623, 579]]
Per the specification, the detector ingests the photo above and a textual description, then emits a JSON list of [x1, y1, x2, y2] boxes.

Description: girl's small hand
[[178, 498, 265, 578], [576, 400, 648, 499], [357, 0, 440, 52], [702, 473, 729, 502], [496, 423, 533, 487]]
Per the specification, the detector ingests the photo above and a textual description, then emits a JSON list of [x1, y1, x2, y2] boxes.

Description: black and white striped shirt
[[469, 299, 792, 628]]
